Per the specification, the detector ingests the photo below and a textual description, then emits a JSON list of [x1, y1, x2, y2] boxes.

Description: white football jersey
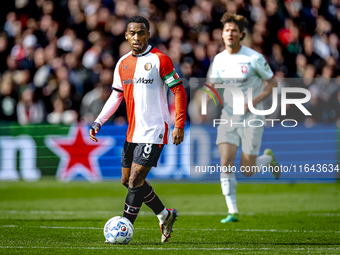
[[112, 45, 182, 144], [209, 45, 274, 121]]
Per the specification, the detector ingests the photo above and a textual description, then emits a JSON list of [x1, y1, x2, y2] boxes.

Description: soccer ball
[[103, 216, 134, 244]]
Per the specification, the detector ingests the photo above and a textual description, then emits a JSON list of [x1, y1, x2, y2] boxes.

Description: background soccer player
[[208, 13, 280, 223], [89, 16, 187, 242]]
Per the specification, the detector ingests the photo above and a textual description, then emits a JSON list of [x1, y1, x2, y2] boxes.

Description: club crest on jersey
[[241, 66, 248, 74], [144, 62, 152, 71]]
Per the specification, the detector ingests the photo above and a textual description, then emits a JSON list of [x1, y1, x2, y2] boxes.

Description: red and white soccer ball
[[104, 216, 134, 244]]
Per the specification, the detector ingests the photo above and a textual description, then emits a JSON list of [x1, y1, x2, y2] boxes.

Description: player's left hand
[[244, 98, 260, 113], [244, 102, 250, 113], [172, 127, 184, 146]]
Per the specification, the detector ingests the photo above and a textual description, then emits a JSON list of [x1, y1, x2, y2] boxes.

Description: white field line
[[308, 213, 340, 217], [0, 210, 255, 216], [2, 210, 340, 217], [1, 225, 339, 233], [0, 246, 339, 251]]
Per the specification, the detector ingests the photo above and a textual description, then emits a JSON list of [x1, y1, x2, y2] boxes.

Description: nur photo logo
[[200, 83, 312, 128]]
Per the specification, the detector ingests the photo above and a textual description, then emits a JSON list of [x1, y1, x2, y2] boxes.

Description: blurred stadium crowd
[[0, 0, 339, 126]]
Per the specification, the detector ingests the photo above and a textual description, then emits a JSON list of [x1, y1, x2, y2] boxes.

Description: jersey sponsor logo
[[123, 64, 129, 70], [135, 77, 154, 84], [144, 62, 152, 71], [241, 66, 248, 73], [123, 78, 134, 85], [123, 78, 154, 85]]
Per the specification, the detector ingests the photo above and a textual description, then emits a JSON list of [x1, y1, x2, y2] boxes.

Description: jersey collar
[[225, 45, 243, 55], [132, 45, 153, 57]]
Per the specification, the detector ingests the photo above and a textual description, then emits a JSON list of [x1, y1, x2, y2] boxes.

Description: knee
[[128, 164, 150, 188], [240, 163, 255, 178], [128, 171, 142, 188], [240, 158, 257, 178], [242, 171, 253, 178], [128, 178, 139, 188], [220, 156, 234, 167]]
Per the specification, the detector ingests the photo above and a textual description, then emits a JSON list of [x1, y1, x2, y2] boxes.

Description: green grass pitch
[[0, 178, 339, 254]]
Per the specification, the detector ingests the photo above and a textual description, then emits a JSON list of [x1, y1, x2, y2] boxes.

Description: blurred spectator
[[53, 79, 78, 112], [80, 83, 116, 124], [304, 86, 327, 127], [303, 35, 324, 72], [0, 72, 18, 122], [47, 97, 78, 125], [0, 0, 338, 126], [17, 87, 45, 125], [0, 33, 10, 74], [294, 54, 307, 78], [328, 90, 340, 126]]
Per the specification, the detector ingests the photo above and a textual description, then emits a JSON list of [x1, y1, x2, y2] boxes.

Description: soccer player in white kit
[[89, 16, 187, 241], [208, 13, 281, 223]]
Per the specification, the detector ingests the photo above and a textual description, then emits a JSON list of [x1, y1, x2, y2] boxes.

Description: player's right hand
[[89, 122, 101, 142]]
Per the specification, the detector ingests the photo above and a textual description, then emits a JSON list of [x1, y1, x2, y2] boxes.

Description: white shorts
[[216, 125, 264, 156]]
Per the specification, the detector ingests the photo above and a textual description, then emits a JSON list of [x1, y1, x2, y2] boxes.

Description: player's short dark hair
[[126, 16, 150, 31], [221, 13, 248, 40]]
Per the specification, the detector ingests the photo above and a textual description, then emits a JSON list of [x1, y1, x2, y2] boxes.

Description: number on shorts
[[144, 144, 152, 154]]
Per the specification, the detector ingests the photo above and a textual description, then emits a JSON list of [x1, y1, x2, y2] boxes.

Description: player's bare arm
[[244, 77, 278, 112], [89, 89, 124, 142]]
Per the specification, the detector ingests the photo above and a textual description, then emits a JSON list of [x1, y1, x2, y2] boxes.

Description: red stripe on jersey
[[163, 122, 168, 144], [119, 54, 138, 142], [151, 47, 175, 79]]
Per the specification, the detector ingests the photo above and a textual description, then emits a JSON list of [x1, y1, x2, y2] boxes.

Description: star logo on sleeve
[[45, 123, 114, 182]]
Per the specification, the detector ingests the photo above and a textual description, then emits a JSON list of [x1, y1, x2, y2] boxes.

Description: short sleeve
[[158, 54, 182, 88], [254, 55, 274, 80], [112, 60, 123, 92], [208, 57, 222, 84]]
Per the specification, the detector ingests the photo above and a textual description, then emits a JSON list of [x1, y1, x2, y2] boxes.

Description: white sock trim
[[221, 173, 238, 214], [226, 195, 238, 214], [156, 207, 168, 223]]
